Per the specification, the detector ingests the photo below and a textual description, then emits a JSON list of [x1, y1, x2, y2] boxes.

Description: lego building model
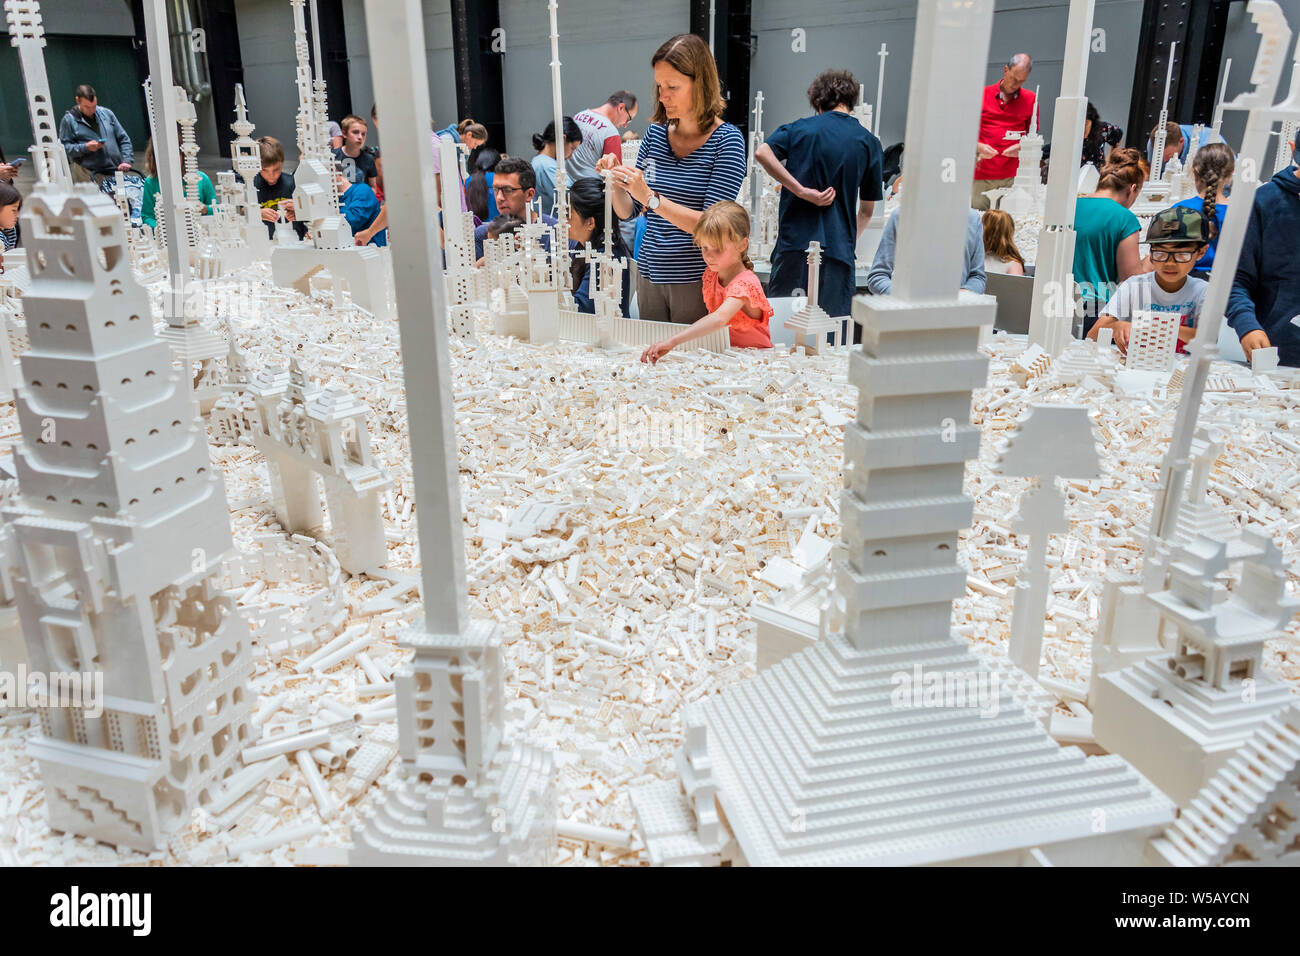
[[2, 0, 1300, 873]]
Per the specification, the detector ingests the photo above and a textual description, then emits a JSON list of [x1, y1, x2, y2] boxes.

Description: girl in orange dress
[[640, 201, 774, 363]]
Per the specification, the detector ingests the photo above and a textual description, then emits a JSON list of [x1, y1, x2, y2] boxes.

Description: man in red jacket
[[972, 53, 1035, 210]]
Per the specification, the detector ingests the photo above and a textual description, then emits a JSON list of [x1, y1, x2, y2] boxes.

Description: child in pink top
[[641, 201, 774, 363]]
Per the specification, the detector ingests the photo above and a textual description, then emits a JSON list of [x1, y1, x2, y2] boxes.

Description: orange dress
[[702, 268, 775, 348]]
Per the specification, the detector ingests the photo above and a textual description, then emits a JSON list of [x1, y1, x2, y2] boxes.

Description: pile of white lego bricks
[[1, 263, 1297, 866], [1011, 213, 1042, 266]]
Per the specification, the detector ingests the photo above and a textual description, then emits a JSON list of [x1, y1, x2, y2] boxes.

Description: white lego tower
[[994, 405, 1101, 678], [1026, 0, 1095, 357], [0, 3, 253, 851], [640, 0, 1172, 868], [141, 0, 226, 413], [999, 86, 1043, 220], [1142, 41, 1178, 204], [547, 0, 572, 302], [229, 83, 270, 254], [350, 0, 554, 867], [874, 42, 889, 138], [439, 136, 477, 340], [850, 83, 873, 133], [246, 360, 391, 575], [784, 241, 843, 353]]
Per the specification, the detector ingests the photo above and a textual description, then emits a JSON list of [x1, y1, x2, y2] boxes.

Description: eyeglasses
[[494, 184, 523, 196], [1149, 249, 1197, 262]]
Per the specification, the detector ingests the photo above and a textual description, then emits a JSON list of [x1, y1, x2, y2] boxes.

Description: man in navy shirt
[[757, 69, 884, 318]]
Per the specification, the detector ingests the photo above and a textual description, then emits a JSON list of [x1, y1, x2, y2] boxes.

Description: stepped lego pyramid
[[0, 185, 252, 851], [1148, 701, 1300, 866], [349, 621, 556, 866]]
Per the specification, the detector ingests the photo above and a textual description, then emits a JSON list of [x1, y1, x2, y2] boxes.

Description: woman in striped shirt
[[600, 33, 746, 325]]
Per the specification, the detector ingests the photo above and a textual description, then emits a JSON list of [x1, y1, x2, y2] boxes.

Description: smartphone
[[11, 157, 25, 167]]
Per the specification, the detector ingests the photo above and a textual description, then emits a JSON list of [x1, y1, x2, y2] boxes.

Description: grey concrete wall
[[498, 0, 690, 156], [751, 0, 1141, 151], [40, 0, 135, 36]]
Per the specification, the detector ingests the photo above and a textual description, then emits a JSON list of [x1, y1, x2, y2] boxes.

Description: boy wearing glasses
[[1088, 206, 1211, 355]]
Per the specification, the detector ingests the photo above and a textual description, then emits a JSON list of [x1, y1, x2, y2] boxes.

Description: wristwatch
[[646, 190, 662, 211]]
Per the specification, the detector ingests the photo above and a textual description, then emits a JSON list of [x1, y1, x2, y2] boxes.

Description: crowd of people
[[0, 34, 1286, 367]]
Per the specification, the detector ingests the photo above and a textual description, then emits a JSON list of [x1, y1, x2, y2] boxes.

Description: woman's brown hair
[[981, 209, 1025, 268], [693, 201, 752, 270], [650, 33, 727, 130], [1096, 147, 1149, 192], [1191, 142, 1234, 239]]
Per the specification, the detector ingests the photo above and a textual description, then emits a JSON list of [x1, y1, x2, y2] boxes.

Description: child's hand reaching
[[641, 340, 673, 364]]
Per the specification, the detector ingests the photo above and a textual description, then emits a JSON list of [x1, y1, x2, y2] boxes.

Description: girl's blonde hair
[[1191, 143, 1234, 239], [981, 209, 1025, 268], [693, 201, 752, 270]]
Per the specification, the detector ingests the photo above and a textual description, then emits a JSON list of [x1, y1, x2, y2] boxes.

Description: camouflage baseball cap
[[1146, 206, 1211, 245]]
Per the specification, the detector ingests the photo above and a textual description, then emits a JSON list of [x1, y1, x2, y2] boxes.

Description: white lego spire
[[1211, 57, 1232, 137], [350, 0, 555, 867], [1150, 0, 1296, 550], [1150, 41, 1178, 184], [547, 0, 571, 291], [874, 42, 889, 137], [4, 0, 71, 188]]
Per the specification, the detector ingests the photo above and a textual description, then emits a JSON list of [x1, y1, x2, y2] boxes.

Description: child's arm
[[1088, 312, 1131, 351], [641, 297, 745, 364]]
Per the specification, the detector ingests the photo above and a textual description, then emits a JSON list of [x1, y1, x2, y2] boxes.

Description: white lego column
[[547, 0, 571, 295], [1211, 58, 1232, 139], [839, 0, 996, 651], [1026, 0, 1094, 357], [351, 0, 555, 866], [874, 43, 888, 138]]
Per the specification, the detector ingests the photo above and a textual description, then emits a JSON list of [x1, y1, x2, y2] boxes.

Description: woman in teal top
[[140, 138, 215, 230], [1072, 147, 1145, 334]]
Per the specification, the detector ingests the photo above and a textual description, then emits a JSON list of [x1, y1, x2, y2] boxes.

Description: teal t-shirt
[[1072, 196, 1141, 314], [141, 171, 216, 228]]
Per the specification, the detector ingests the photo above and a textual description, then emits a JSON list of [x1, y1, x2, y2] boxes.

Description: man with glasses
[[473, 156, 557, 260], [568, 91, 639, 181], [1087, 206, 1210, 356]]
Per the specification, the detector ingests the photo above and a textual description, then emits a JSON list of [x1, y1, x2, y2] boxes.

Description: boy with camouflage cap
[[1088, 206, 1211, 355]]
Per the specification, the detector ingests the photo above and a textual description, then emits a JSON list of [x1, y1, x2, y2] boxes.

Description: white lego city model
[[634, 0, 1172, 867]]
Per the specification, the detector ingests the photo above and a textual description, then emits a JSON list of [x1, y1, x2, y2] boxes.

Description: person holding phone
[[58, 84, 134, 181], [0, 152, 21, 184]]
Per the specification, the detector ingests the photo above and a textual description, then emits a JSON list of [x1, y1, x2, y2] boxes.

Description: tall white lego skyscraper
[[0, 0, 252, 851]]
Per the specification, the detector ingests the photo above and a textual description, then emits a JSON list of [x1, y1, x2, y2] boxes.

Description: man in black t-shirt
[[757, 69, 884, 318], [333, 115, 379, 189]]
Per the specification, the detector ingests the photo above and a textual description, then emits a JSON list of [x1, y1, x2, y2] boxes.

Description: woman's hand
[[610, 165, 651, 205], [641, 339, 673, 364], [595, 154, 620, 174]]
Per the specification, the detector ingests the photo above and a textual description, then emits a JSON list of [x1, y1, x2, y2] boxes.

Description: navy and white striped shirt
[[634, 121, 746, 284]]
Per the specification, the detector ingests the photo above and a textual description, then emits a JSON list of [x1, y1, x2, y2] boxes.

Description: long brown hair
[[650, 33, 727, 130], [694, 201, 752, 269], [981, 209, 1025, 268], [1096, 147, 1148, 192], [1191, 142, 1234, 239]]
